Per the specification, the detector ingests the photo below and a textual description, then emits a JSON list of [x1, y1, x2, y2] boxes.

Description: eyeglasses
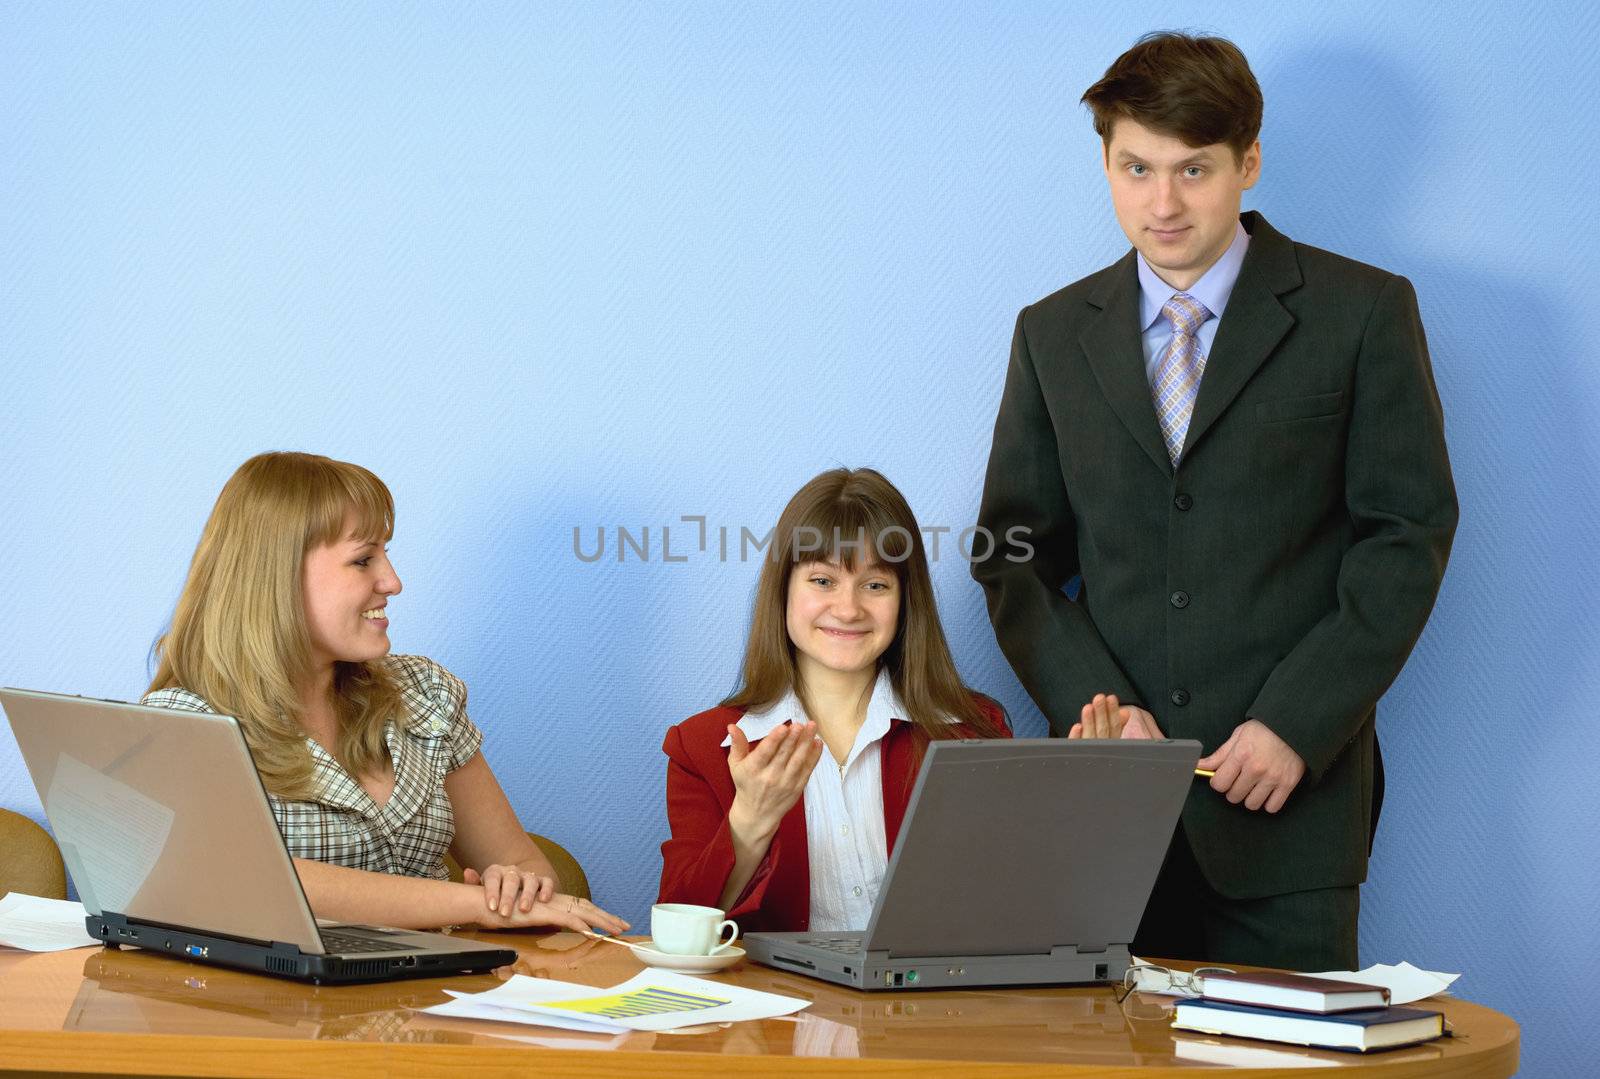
[[1115, 963, 1236, 1009]]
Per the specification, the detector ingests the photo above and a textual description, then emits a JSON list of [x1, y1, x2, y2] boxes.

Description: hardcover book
[[1200, 970, 1391, 1013], [1172, 998, 1445, 1053]]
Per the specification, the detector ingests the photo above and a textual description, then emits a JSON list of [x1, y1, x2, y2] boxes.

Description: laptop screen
[[862, 739, 1197, 958], [3, 689, 326, 954]]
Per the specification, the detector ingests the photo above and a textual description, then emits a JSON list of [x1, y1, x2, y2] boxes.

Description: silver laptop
[[2, 687, 515, 984], [743, 738, 1199, 990]]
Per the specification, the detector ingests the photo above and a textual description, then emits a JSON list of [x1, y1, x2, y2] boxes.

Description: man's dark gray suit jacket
[[973, 211, 1458, 899]]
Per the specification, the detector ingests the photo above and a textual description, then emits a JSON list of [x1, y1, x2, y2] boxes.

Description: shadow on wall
[[1263, 43, 1598, 1077], [450, 485, 676, 925]]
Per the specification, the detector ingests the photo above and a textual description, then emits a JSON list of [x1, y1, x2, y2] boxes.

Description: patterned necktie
[[1151, 292, 1212, 465]]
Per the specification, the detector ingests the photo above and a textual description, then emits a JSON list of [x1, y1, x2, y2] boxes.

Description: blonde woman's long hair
[[148, 452, 403, 799]]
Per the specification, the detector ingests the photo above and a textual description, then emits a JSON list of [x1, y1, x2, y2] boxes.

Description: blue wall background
[[4, 3, 1595, 1073]]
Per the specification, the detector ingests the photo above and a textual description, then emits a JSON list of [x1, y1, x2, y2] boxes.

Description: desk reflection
[[67, 934, 657, 1051], [69, 938, 1147, 1065], [29, 934, 1499, 1075], [646, 967, 1151, 1065]]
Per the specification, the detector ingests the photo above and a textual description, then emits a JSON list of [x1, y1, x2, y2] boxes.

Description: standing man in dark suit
[[971, 32, 1457, 971]]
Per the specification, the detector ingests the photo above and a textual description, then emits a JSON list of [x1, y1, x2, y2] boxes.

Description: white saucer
[[626, 940, 744, 973]]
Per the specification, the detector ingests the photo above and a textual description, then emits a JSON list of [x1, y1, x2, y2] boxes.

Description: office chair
[[0, 808, 68, 900]]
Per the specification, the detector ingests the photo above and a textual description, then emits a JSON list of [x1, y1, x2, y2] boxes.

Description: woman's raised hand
[[726, 720, 824, 838]]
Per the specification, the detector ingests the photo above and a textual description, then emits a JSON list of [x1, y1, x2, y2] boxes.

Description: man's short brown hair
[[1081, 32, 1262, 161]]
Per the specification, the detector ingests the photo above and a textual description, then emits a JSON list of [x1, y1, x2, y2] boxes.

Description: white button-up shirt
[[721, 670, 909, 932]]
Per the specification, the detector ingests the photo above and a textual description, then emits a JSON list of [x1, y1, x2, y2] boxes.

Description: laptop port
[[770, 955, 817, 971]]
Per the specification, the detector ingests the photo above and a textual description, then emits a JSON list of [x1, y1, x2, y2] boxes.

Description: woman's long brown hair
[[723, 468, 1003, 741]]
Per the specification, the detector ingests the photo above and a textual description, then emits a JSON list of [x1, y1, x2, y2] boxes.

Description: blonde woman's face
[[785, 560, 899, 683], [301, 527, 401, 672]]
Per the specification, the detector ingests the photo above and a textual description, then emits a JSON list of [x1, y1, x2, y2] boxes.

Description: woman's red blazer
[[657, 698, 1010, 932]]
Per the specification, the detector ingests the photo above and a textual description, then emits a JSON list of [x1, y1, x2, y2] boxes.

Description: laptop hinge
[[1054, 943, 1107, 956], [116, 913, 277, 950]]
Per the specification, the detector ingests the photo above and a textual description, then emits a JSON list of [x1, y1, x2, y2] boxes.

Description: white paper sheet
[[1127, 956, 1202, 997], [424, 991, 628, 1034], [423, 970, 809, 1033], [0, 893, 100, 951], [1304, 961, 1460, 1004]]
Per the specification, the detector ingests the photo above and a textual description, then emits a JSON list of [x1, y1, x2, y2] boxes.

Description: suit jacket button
[[1170, 689, 1191, 707], [1170, 590, 1190, 609], [1173, 493, 1193, 511]]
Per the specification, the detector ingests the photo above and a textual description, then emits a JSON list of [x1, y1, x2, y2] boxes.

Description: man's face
[[1103, 117, 1260, 291]]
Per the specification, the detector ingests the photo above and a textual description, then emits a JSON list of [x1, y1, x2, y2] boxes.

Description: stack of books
[[1171, 970, 1446, 1053]]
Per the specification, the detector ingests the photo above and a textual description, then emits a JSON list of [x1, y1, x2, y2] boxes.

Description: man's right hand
[[726, 721, 824, 842], [1069, 693, 1165, 739]]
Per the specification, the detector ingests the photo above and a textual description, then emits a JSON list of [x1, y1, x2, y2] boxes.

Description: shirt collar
[[720, 669, 914, 767], [1137, 219, 1250, 332], [302, 720, 421, 823]]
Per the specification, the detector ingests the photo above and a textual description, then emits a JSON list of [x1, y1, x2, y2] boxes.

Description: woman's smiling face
[[785, 559, 900, 681], [301, 517, 402, 671]]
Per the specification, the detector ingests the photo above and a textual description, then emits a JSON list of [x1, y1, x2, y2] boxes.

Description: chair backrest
[[442, 832, 591, 901], [0, 808, 68, 900]]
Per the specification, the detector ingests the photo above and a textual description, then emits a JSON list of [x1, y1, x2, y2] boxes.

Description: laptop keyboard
[[321, 930, 408, 954]]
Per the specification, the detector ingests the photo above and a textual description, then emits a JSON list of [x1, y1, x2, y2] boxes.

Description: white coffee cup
[[650, 903, 740, 956]]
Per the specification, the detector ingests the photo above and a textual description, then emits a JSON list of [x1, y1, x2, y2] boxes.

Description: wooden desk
[[0, 933, 1518, 1077]]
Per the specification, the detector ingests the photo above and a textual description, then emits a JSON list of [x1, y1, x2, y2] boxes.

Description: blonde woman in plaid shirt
[[144, 451, 629, 935]]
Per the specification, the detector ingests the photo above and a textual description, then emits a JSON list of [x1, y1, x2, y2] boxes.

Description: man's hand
[[1069, 693, 1165, 739], [1198, 719, 1306, 812]]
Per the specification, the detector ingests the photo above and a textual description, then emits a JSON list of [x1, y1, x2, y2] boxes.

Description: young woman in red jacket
[[658, 468, 1011, 933]]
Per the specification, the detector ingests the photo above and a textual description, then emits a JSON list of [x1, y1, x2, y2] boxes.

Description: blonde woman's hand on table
[[463, 863, 556, 916], [467, 888, 630, 935]]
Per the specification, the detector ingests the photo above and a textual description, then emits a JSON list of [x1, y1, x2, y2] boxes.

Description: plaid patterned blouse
[[143, 654, 483, 879]]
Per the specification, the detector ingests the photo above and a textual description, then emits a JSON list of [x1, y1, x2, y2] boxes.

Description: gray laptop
[[743, 737, 1199, 990], [1, 687, 515, 984]]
